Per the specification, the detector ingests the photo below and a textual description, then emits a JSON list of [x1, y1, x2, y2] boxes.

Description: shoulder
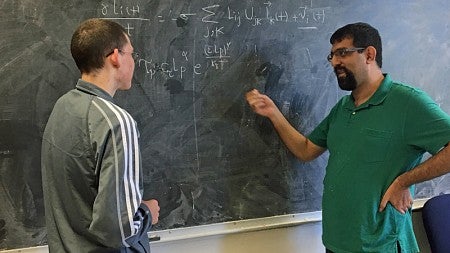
[[388, 81, 434, 104], [89, 97, 136, 129], [90, 96, 123, 115], [51, 89, 93, 117], [389, 81, 427, 97]]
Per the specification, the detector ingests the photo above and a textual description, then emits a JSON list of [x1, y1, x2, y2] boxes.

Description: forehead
[[123, 34, 133, 49], [331, 37, 354, 50]]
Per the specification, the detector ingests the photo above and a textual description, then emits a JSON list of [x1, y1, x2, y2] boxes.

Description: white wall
[[151, 221, 323, 253], [149, 211, 324, 253], [0, 202, 431, 253], [149, 209, 431, 253]]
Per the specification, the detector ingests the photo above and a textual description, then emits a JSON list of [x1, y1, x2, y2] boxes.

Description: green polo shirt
[[308, 74, 450, 253]]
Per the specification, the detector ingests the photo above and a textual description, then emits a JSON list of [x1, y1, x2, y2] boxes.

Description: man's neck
[[81, 72, 116, 97], [352, 72, 384, 107]]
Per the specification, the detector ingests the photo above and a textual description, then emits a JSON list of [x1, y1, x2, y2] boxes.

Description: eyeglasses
[[119, 50, 140, 60], [327, 47, 365, 62], [105, 49, 140, 60]]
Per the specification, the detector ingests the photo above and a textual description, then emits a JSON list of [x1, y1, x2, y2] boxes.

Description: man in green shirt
[[246, 22, 450, 252]]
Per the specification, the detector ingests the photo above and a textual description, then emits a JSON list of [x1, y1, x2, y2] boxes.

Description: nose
[[329, 55, 341, 67]]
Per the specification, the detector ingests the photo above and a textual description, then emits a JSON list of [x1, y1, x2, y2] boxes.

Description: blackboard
[[1, 0, 450, 250]]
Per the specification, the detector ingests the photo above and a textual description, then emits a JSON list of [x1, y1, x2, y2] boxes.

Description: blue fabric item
[[422, 194, 450, 253]]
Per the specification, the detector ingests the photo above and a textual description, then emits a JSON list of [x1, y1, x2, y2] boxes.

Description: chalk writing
[[101, 0, 140, 16], [100, 0, 329, 78], [100, 1, 328, 29], [201, 5, 220, 24], [138, 54, 202, 80], [203, 26, 225, 38]]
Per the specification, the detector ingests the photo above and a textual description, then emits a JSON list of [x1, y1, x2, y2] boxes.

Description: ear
[[365, 46, 377, 63], [107, 48, 121, 68]]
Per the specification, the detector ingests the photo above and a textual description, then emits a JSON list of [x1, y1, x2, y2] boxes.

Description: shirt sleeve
[[87, 98, 151, 249], [308, 101, 340, 149], [403, 88, 450, 155]]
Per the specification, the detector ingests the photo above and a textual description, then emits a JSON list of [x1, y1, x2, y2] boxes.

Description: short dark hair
[[70, 18, 128, 74], [330, 22, 382, 68]]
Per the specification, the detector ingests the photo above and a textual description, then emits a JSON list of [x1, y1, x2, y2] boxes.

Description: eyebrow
[[331, 47, 351, 51]]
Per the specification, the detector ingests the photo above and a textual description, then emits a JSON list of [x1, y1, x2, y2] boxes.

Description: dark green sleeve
[[404, 89, 450, 154], [308, 103, 340, 149]]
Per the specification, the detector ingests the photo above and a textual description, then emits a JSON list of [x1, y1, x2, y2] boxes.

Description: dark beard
[[335, 67, 357, 91]]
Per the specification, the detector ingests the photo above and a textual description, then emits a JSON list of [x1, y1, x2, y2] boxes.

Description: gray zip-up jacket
[[42, 79, 152, 253]]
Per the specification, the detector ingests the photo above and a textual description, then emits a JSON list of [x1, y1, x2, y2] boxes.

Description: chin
[[337, 76, 357, 91], [120, 83, 133, 90], [338, 83, 352, 91]]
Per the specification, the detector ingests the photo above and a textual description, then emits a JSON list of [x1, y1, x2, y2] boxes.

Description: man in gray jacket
[[41, 18, 160, 252]]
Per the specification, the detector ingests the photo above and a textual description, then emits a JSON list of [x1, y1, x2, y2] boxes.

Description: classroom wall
[[0, 206, 431, 253], [151, 210, 431, 253], [2, 1, 450, 250]]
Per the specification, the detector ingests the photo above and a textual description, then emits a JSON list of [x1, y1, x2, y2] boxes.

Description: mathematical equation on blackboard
[[100, 0, 330, 80]]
